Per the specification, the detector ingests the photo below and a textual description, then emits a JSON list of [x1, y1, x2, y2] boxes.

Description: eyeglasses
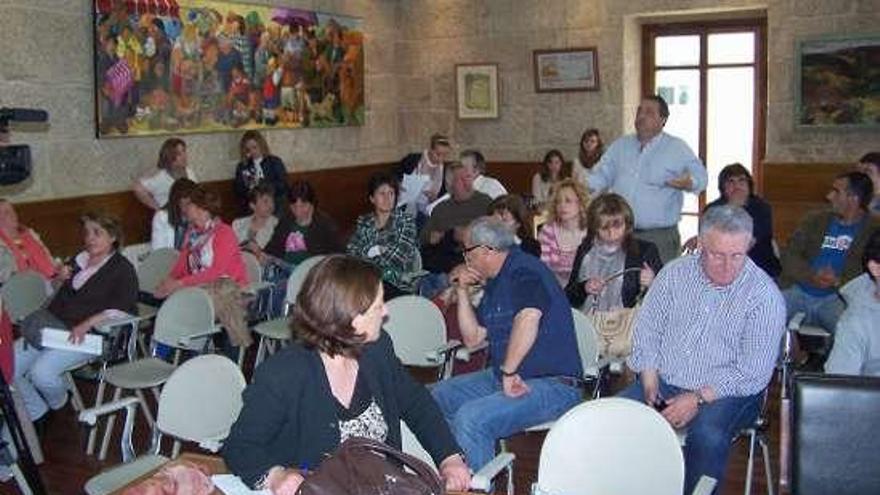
[[598, 218, 625, 231], [461, 244, 484, 255]]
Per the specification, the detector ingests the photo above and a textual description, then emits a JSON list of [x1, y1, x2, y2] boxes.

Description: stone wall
[[397, 0, 880, 164], [0, 0, 400, 202], [2, 0, 878, 203]]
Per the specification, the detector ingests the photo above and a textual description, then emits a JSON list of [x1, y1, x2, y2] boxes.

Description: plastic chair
[[532, 398, 716, 495], [135, 247, 179, 321], [91, 287, 219, 461], [401, 420, 515, 495], [285, 255, 326, 303], [251, 271, 302, 369], [0, 270, 50, 323], [79, 355, 245, 495], [383, 295, 461, 381]]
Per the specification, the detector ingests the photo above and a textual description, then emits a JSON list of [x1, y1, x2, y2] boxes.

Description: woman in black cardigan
[[566, 193, 663, 310], [13, 212, 138, 423], [233, 130, 290, 217], [223, 255, 470, 493]]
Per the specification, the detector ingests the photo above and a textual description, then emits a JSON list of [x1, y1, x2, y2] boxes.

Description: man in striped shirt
[[619, 204, 786, 493]]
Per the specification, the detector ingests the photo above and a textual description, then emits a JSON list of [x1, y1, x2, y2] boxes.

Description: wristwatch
[[500, 366, 518, 377], [693, 390, 707, 406]]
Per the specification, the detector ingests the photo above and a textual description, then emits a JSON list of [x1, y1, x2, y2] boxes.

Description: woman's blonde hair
[[546, 178, 590, 230]]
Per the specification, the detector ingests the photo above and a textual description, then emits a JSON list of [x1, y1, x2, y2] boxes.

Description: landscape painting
[[94, 0, 365, 137], [797, 35, 880, 128]]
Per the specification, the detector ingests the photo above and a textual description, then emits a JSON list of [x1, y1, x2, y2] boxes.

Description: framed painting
[[455, 63, 499, 120], [796, 34, 880, 128], [533, 47, 599, 93], [93, 0, 365, 137]]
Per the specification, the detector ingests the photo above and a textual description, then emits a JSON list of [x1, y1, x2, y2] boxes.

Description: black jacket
[[233, 154, 290, 216], [565, 238, 663, 309], [222, 331, 461, 487], [48, 252, 138, 327]]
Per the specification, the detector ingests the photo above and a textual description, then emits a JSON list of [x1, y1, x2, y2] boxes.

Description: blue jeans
[[14, 339, 92, 421], [782, 285, 844, 334], [618, 378, 761, 495], [431, 369, 582, 470]]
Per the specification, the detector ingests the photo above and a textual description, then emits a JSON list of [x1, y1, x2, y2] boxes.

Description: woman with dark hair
[[692, 163, 781, 277], [154, 186, 250, 348], [566, 193, 662, 311], [531, 149, 571, 209], [132, 137, 197, 211], [233, 130, 290, 216], [487, 194, 540, 257], [150, 177, 197, 250], [223, 255, 470, 492], [14, 212, 138, 422], [572, 128, 604, 186], [264, 180, 343, 267], [347, 172, 417, 298]]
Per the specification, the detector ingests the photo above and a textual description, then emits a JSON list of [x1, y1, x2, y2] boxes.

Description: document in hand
[[40, 328, 103, 355]]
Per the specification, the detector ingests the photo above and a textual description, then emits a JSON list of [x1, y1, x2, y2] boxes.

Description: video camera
[[0, 108, 49, 186]]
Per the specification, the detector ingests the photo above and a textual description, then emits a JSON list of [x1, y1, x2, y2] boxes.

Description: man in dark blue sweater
[[432, 216, 583, 471]]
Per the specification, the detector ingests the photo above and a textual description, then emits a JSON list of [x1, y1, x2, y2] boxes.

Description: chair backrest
[[137, 248, 179, 293], [153, 287, 215, 350], [400, 420, 436, 469], [241, 251, 262, 284], [383, 295, 446, 367], [571, 309, 600, 378], [535, 398, 684, 495], [792, 373, 880, 495], [1, 271, 50, 322], [286, 255, 326, 303], [121, 242, 151, 267], [156, 355, 246, 446]]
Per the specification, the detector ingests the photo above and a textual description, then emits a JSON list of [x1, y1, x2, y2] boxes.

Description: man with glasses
[[619, 204, 785, 493], [431, 216, 582, 473], [779, 171, 878, 334]]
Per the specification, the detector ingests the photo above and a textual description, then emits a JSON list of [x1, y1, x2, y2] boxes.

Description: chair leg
[[99, 387, 123, 461], [134, 389, 155, 428], [760, 434, 775, 495], [10, 464, 34, 495], [66, 372, 85, 412], [237, 345, 246, 369], [744, 429, 757, 495], [254, 337, 267, 369], [86, 379, 107, 455], [8, 387, 43, 465]]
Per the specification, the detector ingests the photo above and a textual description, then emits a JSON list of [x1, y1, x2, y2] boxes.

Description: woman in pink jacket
[[155, 185, 250, 348]]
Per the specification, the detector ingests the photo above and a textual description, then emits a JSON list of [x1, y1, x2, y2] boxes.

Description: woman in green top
[[348, 172, 418, 299]]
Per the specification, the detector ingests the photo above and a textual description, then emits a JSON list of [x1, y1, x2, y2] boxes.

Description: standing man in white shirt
[[589, 95, 707, 263]]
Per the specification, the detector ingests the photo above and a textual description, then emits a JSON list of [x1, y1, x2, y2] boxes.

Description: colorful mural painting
[[94, 0, 365, 137]]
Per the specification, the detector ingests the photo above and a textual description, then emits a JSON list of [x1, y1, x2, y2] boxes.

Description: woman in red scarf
[[0, 199, 58, 284]]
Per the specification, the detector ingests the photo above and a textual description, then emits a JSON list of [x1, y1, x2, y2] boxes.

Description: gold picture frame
[[455, 63, 499, 120], [533, 47, 599, 93]]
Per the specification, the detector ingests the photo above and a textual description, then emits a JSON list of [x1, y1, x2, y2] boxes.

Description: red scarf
[[0, 227, 56, 278]]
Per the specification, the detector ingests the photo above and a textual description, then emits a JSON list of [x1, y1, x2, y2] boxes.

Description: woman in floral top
[[347, 172, 418, 299]]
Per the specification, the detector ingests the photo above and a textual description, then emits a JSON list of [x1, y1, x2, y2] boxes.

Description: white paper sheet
[[212, 474, 272, 495], [40, 328, 103, 355], [397, 173, 430, 208]]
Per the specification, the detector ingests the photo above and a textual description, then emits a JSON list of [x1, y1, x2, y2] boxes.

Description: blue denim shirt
[[477, 247, 582, 380]]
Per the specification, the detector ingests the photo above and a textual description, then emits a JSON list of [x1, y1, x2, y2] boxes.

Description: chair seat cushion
[[105, 358, 175, 389], [84, 454, 169, 495], [253, 318, 291, 340]]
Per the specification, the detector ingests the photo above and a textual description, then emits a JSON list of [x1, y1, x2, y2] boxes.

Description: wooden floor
[[0, 370, 783, 495]]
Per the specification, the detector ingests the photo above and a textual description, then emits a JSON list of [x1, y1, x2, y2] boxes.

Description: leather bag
[[298, 437, 444, 495], [590, 306, 638, 359]]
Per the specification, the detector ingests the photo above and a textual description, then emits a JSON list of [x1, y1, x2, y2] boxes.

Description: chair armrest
[[78, 397, 139, 426], [455, 341, 488, 361], [425, 340, 463, 363], [690, 475, 717, 495], [787, 312, 806, 330], [93, 314, 143, 334], [180, 326, 222, 345], [471, 452, 515, 492]]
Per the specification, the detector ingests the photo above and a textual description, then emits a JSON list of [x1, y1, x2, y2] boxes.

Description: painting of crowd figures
[[93, 0, 365, 138]]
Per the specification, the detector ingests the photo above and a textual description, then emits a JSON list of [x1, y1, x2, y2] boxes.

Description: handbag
[[297, 437, 444, 495], [590, 306, 638, 359]]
